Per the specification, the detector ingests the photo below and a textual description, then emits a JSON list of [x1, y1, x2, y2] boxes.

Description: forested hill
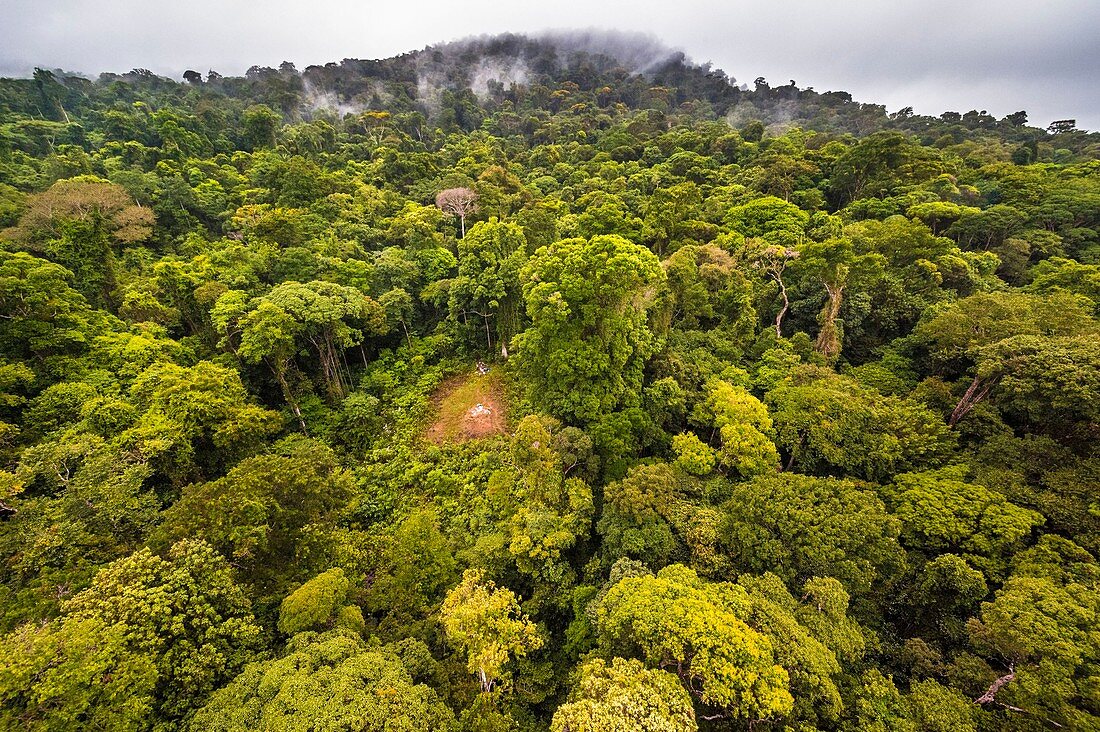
[[3, 30, 1098, 160], [1, 30, 1100, 732]]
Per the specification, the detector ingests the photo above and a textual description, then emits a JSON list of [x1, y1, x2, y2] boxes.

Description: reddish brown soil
[[425, 372, 507, 444]]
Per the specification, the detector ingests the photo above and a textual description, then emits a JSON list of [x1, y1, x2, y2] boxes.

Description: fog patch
[[301, 78, 392, 119], [469, 57, 529, 102], [536, 28, 682, 75]]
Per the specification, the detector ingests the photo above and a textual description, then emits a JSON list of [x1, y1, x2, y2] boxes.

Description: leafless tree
[[435, 187, 478, 238], [754, 244, 800, 338]]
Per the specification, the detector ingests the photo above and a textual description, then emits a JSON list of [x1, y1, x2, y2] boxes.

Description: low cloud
[[2, 0, 1097, 129]]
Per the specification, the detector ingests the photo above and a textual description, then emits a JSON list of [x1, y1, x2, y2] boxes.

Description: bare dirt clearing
[[425, 370, 507, 444]]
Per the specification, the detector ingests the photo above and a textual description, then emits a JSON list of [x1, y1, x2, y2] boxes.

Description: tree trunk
[[274, 364, 308, 433], [325, 338, 344, 400], [814, 283, 844, 360], [949, 373, 999, 427], [774, 275, 790, 339], [314, 333, 347, 401], [975, 669, 1015, 706]]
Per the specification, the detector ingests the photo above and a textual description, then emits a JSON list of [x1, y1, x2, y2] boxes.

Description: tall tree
[[594, 564, 793, 722], [514, 235, 664, 422], [449, 218, 527, 356], [436, 187, 479, 238], [440, 569, 542, 693], [0, 540, 264, 730], [191, 630, 457, 731], [794, 237, 884, 361], [719, 473, 904, 597], [551, 658, 697, 732], [2, 178, 153, 304]]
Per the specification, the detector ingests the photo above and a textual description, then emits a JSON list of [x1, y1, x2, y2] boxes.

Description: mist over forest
[[0, 29, 1099, 732]]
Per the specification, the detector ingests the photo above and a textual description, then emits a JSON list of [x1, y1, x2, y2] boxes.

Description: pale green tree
[[0, 540, 264, 730], [190, 630, 457, 731], [719, 473, 904, 596], [278, 568, 353, 636], [551, 658, 697, 732], [440, 569, 542, 693], [698, 381, 779, 477], [594, 564, 793, 721]]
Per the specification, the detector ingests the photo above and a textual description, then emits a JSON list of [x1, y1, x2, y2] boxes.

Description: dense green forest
[[1, 33, 1099, 731]]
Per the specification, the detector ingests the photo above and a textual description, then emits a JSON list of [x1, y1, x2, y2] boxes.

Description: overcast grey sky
[[3, 0, 1098, 130]]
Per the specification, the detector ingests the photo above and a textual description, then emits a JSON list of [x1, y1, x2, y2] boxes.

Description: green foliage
[[847, 669, 915, 732], [661, 244, 755, 335], [156, 437, 352, 589], [223, 280, 386, 405], [278, 568, 352, 635], [887, 466, 1043, 576], [912, 554, 989, 616], [190, 630, 457, 731], [671, 432, 715, 476], [906, 679, 978, 732], [737, 572, 861, 725], [240, 104, 281, 150], [719, 473, 904, 596], [598, 463, 681, 567], [915, 291, 1093, 369], [699, 380, 779, 477], [496, 416, 595, 584], [0, 250, 98, 367], [767, 369, 952, 481], [123, 360, 282, 483], [966, 539, 1100, 728], [550, 658, 697, 732], [978, 334, 1100, 428], [0, 33, 1097, 732], [450, 218, 527, 353], [0, 616, 157, 732], [594, 564, 793, 720], [440, 569, 542, 693], [0, 540, 263, 730], [2, 178, 153, 303], [794, 235, 885, 360], [514, 235, 664, 422], [363, 509, 458, 639], [726, 196, 808, 244]]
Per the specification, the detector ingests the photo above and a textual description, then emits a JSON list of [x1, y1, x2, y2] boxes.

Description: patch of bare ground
[[425, 369, 507, 444]]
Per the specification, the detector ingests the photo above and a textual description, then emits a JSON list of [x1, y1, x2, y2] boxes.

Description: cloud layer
[[3, 0, 1098, 129]]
